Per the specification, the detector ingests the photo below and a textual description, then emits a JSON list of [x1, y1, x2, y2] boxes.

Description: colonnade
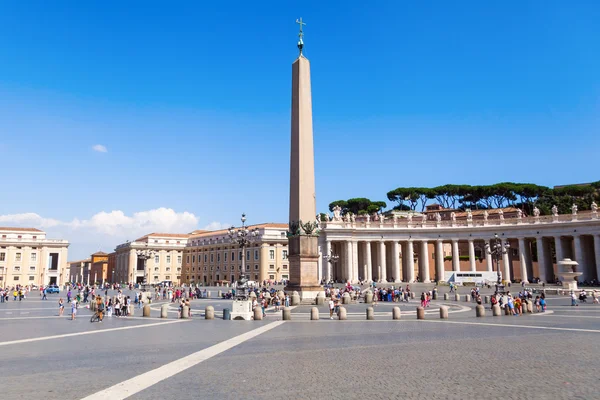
[[322, 233, 600, 285]]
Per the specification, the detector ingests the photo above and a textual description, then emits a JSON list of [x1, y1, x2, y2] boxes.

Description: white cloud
[[0, 208, 204, 260], [92, 144, 108, 153], [203, 221, 229, 231]]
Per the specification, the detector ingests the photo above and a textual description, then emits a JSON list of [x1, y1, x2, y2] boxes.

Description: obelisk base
[[285, 235, 322, 300]]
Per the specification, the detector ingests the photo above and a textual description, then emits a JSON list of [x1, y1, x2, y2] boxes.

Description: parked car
[[46, 284, 60, 294]]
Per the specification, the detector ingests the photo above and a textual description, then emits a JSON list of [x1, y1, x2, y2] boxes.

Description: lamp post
[[227, 213, 259, 284], [323, 253, 339, 284], [136, 245, 156, 286], [485, 233, 510, 294]]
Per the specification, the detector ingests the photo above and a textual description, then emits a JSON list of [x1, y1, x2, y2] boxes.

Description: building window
[[254, 264, 259, 270], [282, 250, 288, 260], [269, 275, 275, 280], [29, 276, 35, 281], [154, 255, 160, 264], [29, 266, 35, 271], [238, 251, 242, 261], [269, 264, 275, 270], [177, 255, 182, 264], [246, 250, 251, 260], [192, 255, 196, 263], [154, 267, 159, 272], [177, 267, 181, 272], [245, 265, 250, 271], [13, 276, 19, 281], [204, 267, 207, 271], [186, 255, 190, 264], [217, 253, 221, 262], [269, 250, 275, 260], [254, 250, 259, 260], [0, 253, 5, 262], [238, 266, 242, 271], [282, 275, 288, 280], [232, 251, 235, 261], [210, 254, 214, 263], [204, 255, 208, 263], [283, 265, 288, 270], [31, 253, 37, 262], [13, 266, 21, 272], [254, 274, 258, 280], [166, 255, 171, 264], [210, 267, 214, 271], [166, 267, 172, 272], [15, 253, 22, 262], [154, 276, 159, 281], [224, 252, 227, 262]]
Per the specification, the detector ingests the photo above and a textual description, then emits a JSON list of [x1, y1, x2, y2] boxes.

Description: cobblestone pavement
[[0, 293, 599, 399]]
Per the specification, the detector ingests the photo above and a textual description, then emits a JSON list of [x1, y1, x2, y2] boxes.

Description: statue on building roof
[[533, 207, 540, 217], [450, 212, 456, 222], [571, 204, 578, 215], [435, 212, 441, 223], [483, 210, 489, 221], [592, 202, 598, 213], [332, 205, 342, 221], [517, 209, 523, 219], [498, 209, 504, 220], [551, 205, 558, 217]]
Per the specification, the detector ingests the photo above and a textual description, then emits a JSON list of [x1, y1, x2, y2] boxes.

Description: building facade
[[319, 207, 600, 284], [181, 223, 289, 286], [113, 233, 189, 285], [0, 227, 69, 287], [68, 259, 91, 284]]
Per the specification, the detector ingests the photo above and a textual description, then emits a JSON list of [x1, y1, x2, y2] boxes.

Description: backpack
[[98, 302, 105, 311]]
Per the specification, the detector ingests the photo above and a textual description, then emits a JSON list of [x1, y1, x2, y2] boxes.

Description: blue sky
[[1, 1, 599, 259]]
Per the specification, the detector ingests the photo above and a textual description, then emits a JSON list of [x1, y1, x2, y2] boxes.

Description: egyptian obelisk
[[286, 18, 321, 299]]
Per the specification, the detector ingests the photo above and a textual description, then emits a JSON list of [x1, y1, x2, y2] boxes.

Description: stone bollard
[[504, 306, 511, 315], [439, 305, 449, 319], [433, 291, 438, 300], [181, 305, 189, 319], [392, 306, 401, 320], [338, 306, 347, 320], [444, 293, 449, 301], [217, 290, 222, 298], [143, 304, 151, 317], [206, 291, 211, 298], [366, 307, 375, 320], [476, 304, 485, 317], [410, 292, 415, 299], [253, 307, 263, 320], [160, 304, 169, 318], [310, 307, 319, 320], [416, 306, 425, 319], [484, 295, 490, 304], [492, 304, 501, 316], [342, 293, 351, 305], [291, 294, 300, 306], [205, 305, 214, 320], [365, 292, 373, 304], [90, 301, 97, 312], [455, 294, 460, 301], [282, 307, 291, 320], [526, 300, 533, 313], [465, 294, 471, 302], [315, 294, 324, 305]]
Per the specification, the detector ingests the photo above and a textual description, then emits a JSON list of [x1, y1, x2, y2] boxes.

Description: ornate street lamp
[[485, 233, 510, 294], [136, 244, 157, 285], [323, 253, 339, 283], [227, 213, 260, 283]]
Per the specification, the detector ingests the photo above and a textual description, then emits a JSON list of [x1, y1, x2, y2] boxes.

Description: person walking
[[328, 297, 335, 319], [42, 287, 47, 300], [70, 298, 77, 320], [58, 298, 64, 316]]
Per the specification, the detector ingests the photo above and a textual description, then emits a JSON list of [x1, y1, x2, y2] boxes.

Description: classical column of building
[[406, 240, 415, 283], [391, 241, 400, 282], [594, 234, 600, 282], [364, 241, 372, 282], [572, 235, 590, 281], [325, 240, 332, 282], [344, 241, 352, 283], [351, 239, 359, 283], [451, 240, 460, 272], [485, 240, 493, 272], [518, 237, 529, 283], [420, 240, 430, 282], [435, 239, 444, 282], [378, 241, 387, 282], [502, 238, 511, 282], [536, 237, 547, 282], [555, 236, 564, 264], [468, 239, 476, 272]]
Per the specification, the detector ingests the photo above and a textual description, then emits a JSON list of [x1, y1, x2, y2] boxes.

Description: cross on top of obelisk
[[296, 17, 306, 55]]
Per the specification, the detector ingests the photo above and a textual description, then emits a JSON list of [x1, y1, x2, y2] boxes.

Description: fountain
[[557, 258, 582, 291]]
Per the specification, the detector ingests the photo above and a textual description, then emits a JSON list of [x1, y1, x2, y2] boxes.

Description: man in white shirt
[[329, 299, 335, 319]]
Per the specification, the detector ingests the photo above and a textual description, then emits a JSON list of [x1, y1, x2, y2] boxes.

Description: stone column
[[365, 241, 372, 282], [594, 234, 600, 282], [420, 240, 430, 282], [468, 239, 476, 272], [435, 240, 444, 282], [317, 244, 323, 284], [325, 240, 332, 282], [451, 240, 460, 272], [502, 238, 511, 283], [573, 235, 585, 280], [518, 237, 529, 283], [379, 241, 387, 282], [406, 240, 415, 283], [351, 239, 359, 283], [536, 237, 547, 283], [554, 236, 564, 265], [485, 240, 493, 272], [344, 241, 352, 283], [391, 241, 401, 283]]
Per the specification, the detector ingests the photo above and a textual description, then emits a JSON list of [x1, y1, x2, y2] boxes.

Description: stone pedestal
[[492, 304, 501, 316], [181, 305, 189, 319], [142, 304, 151, 317], [310, 307, 319, 320], [338, 306, 347, 320], [160, 304, 169, 318], [392, 306, 401, 319], [365, 292, 373, 304], [439, 306, 449, 319], [416, 306, 425, 319], [366, 307, 374, 320], [342, 293, 351, 304], [282, 307, 291, 320], [230, 300, 253, 321], [253, 307, 263, 320], [285, 235, 322, 300], [205, 305, 214, 320], [476, 305, 485, 317]]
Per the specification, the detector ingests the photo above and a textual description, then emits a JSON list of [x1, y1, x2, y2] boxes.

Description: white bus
[[444, 271, 498, 285]]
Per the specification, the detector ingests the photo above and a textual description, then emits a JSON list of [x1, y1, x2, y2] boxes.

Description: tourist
[[540, 295, 547, 312], [571, 292, 578, 307], [514, 297, 521, 315], [96, 296, 104, 322], [107, 298, 113, 317], [592, 291, 599, 304], [70, 297, 77, 320], [328, 297, 335, 319], [58, 298, 64, 316], [534, 295, 541, 312], [420, 292, 426, 308]]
